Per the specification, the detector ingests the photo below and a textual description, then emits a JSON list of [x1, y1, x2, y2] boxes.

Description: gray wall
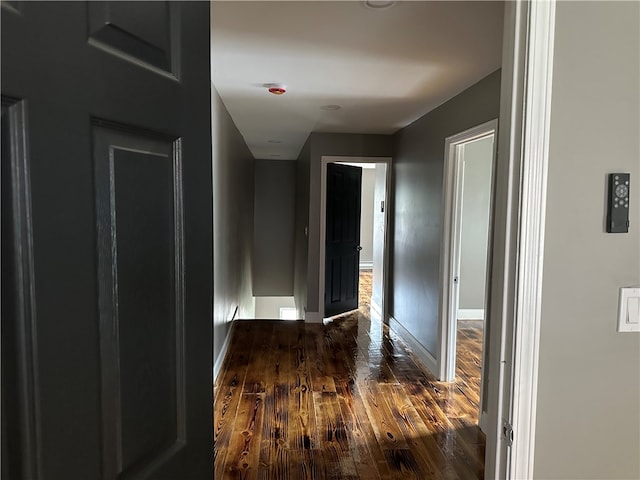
[[458, 136, 493, 311], [533, 2, 640, 478], [359, 168, 376, 265], [305, 133, 394, 316], [293, 138, 311, 318], [212, 87, 255, 371], [391, 70, 501, 357], [372, 163, 388, 309], [252, 159, 296, 296]]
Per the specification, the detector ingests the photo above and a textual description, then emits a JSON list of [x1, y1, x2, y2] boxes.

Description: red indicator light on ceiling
[[268, 86, 286, 95]]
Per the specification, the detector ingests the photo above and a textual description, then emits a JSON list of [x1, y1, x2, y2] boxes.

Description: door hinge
[[503, 420, 514, 447]]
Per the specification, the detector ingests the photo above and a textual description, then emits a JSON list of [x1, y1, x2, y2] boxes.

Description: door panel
[[1, 2, 212, 479], [325, 163, 362, 317], [93, 125, 185, 479], [87, 1, 177, 75]]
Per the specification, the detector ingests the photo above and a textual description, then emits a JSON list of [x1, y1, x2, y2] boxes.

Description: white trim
[[482, 2, 557, 477], [359, 261, 373, 270], [509, 1, 556, 478], [213, 322, 235, 383], [439, 120, 497, 382], [370, 298, 383, 320], [389, 316, 438, 377], [319, 156, 392, 322], [324, 156, 385, 164], [482, 2, 528, 476], [457, 309, 485, 321], [337, 161, 376, 169]]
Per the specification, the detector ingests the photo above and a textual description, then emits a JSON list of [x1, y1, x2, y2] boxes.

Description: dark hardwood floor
[[214, 272, 485, 479]]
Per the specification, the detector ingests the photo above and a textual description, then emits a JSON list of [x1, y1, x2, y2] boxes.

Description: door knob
[[356, 246, 363, 251]]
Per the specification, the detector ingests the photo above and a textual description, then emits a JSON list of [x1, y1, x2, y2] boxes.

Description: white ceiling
[[210, 1, 504, 160]]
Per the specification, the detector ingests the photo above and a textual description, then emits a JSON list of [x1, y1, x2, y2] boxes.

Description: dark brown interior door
[[1, 2, 212, 479], [325, 163, 362, 318]]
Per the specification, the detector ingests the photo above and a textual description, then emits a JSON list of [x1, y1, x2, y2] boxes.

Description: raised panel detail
[[114, 149, 176, 472], [1, 0, 23, 15], [88, 1, 178, 76], [93, 122, 184, 479]]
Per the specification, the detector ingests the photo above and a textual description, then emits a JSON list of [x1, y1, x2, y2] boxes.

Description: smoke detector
[[264, 83, 287, 95]]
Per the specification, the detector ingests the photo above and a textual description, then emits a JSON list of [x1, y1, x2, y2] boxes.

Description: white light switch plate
[[618, 287, 640, 332]]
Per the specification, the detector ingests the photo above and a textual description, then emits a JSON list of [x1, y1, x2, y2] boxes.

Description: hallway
[[214, 274, 485, 479]]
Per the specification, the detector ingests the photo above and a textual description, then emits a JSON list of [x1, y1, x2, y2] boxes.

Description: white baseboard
[[388, 316, 438, 377], [359, 261, 373, 270], [370, 298, 382, 319], [457, 308, 485, 320], [214, 322, 235, 383], [304, 311, 322, 323]]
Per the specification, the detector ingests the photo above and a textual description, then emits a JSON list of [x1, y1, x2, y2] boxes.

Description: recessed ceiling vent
[[364, 1, 396, 10]]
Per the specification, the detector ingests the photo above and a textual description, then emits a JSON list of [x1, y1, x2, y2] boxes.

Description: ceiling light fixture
[[321, 104, 341, 111], [263, 83, 287, 95], [364, 1, 396, 10]]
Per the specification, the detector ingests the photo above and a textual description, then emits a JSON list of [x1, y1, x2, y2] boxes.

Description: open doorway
[[333, 161, 386, 322], [439, 120, 497, 431], [319, 156, 391, 323]]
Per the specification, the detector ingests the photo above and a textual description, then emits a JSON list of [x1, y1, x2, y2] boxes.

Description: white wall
[[533, 2, 639, 478], [254, 296, 296, 319], [372, 163, 387, 311], [359, 167, 375, 267], [458, 136, 493, 312]]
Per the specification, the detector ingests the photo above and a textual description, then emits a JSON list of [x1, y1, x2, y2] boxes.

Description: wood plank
[[243, 323, 276, 394], [313, 391, 359, 479], [224, 393, 266, 480], [305, 326, 337, 393], [214, 325, 257, 476], [335, 382, 383, 480], [382, 449, 422, 480], [381, 383, 452, 479], [356, 380, 408, 451], [406, 382, 483, 479], [290, 328, 318, 445], [258, 383, 289, 479]]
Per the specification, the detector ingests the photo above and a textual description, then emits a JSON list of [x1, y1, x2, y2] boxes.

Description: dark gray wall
[[212, 86, 255, 372], [390, 70, 501, 357], [252, 159, 296, 296], [293, 138, 311, 318], [305, 133, 393, 316]]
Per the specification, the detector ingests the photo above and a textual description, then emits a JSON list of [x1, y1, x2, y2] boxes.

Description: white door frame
[[318, 156, 392, 322], [438, 119, 498, 383], [484, 1, 556, 478]]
